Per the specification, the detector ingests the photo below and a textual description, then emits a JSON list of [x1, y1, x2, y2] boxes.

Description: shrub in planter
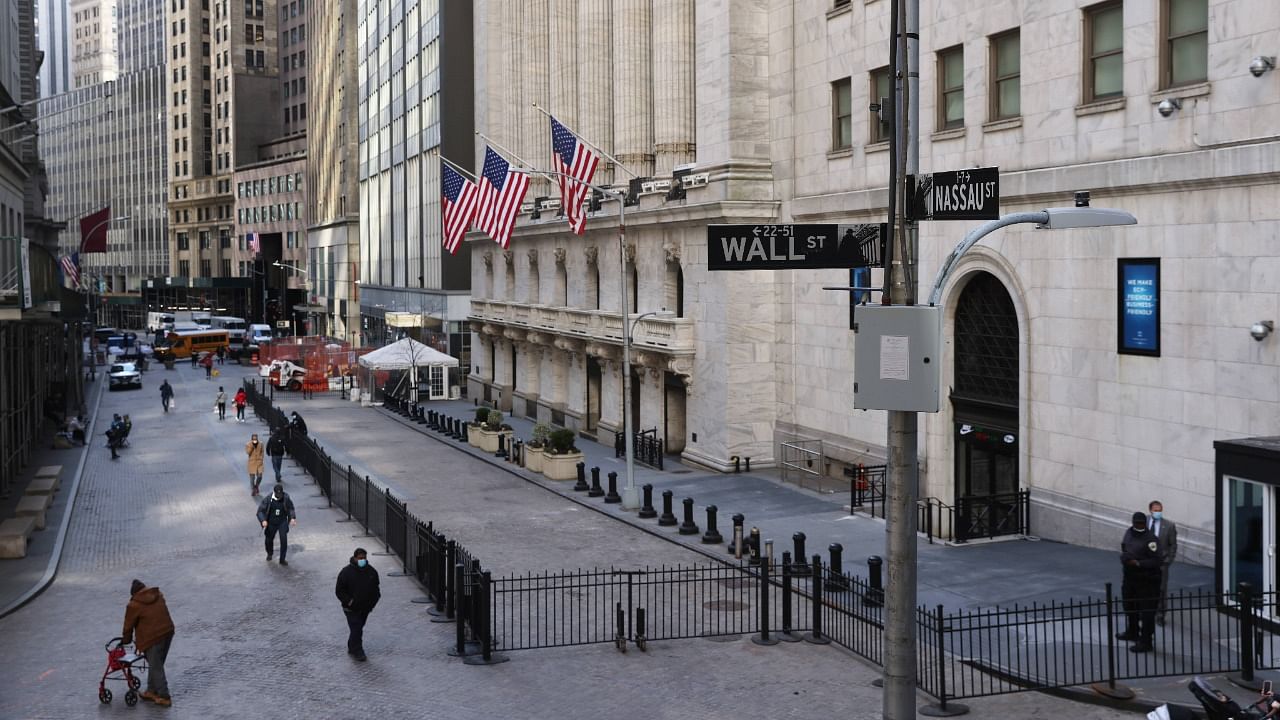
[[524, 423, 552, 472], [473, 407, 490, 425], [485, 409, 504, 431], [547, 428, 578, 455]]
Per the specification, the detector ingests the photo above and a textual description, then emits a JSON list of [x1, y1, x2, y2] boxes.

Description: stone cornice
[[505, 199, 781, 240]]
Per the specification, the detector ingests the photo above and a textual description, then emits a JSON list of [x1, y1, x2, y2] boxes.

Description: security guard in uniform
[[1117, 511, 1165, 653]]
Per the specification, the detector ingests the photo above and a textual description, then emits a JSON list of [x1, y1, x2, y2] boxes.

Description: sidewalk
[[0, 363, 1138, 719]]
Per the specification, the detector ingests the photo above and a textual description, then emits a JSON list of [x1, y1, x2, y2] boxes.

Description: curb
[[0, 377, 106, 619]]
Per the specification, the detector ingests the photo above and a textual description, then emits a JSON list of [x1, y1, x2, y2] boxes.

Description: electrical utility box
[[853, 305, 942, 412]]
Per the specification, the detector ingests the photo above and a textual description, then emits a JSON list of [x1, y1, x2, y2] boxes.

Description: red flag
[[79, 206, 111, 253]]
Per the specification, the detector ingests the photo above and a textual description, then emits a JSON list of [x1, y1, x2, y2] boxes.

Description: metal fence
[[614, 428, 665, 470], [242, 380, 1280, 704]]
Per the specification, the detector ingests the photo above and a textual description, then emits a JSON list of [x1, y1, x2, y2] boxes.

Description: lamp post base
[[621, 486, 641, 510]]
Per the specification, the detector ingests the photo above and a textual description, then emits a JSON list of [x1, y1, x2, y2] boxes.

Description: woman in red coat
[[233, 388, 248, 423]]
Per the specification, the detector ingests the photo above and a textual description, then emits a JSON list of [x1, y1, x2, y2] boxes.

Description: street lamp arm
[[506, 167, 625, 200], [927, 212, 1047, 307], [273, 261, 309, 275]]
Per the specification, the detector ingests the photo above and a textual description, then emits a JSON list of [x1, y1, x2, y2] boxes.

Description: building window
[[870, 67, 892, 143], [179, 260, 190, 277], [221, 259, 232, 276], [177, 232, 189, 250], [831, 78, 852, 150], [201, 260, 211, 277], [989, 30, 1020, 120], [1085, 2, 1124, 102], [1162, 0, 1207, 88], [199, 231, 210, 249], [937, 46, 964, 129]]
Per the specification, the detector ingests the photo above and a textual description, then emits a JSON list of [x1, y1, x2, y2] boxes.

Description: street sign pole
[[884, 0, 920, 716]]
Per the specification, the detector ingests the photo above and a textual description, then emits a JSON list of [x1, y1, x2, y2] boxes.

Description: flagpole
[[530, 103, 639, 178], [474, 131, 542, 174], [439, 155, 479, 183]]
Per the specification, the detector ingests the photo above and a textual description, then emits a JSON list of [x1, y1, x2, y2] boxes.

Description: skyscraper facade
[[68, 0, 116, 88], [37, 0, 72, 97], [356, 0, 472, 366]]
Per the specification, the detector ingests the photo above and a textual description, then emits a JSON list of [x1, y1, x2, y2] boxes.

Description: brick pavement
[[0, 363, 1139, 719]]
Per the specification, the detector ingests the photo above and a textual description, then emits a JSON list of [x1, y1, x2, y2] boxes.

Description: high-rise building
[[167, 0, 281, 282], [37, 0, 72, 97], [305, 0, 358, 343], [68, 0, 116, 88], [40, 0, 166, 309], [356, 0, 473, 369]]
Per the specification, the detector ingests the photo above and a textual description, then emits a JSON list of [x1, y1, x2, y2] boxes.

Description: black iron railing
[[614, 427, 664, 470]]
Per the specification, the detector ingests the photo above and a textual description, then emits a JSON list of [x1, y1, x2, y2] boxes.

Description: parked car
[[108, 362, 142, 391]]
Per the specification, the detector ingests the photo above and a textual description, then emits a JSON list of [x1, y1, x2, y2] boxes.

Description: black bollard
[[701, 505, 723, 544], [731, 456, 740, 473], [748, 527, 761, 566], [658, 490, 677, 526], [728, 513, 745, 557], [827, 543, 850, 592], [461, 422, 469, 443], [573, 463, 590, 492], [638, 484, 657, 518], [678, 498, 699, 535], [865, 555, 884, 607], [588, 467, 605, 497], [495, 433, 508, 460], [790, 532, 811, 577], [513, 439, 524, 465], [744, 457, 751, 472], [604, 471, 621, 503], [751, 552, 778, 646]]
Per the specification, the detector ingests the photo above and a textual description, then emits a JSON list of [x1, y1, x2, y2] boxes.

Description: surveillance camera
[[1250, 56, 1276, 78], [1156, 98, 1181, 117], [1251, 321, 1274, 341], [1074, 191, 1090, 208]]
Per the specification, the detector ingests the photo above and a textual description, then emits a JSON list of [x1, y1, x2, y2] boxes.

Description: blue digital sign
[[1118, 258, 1160, 356]]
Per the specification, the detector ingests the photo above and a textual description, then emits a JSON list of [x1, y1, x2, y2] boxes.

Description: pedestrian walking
[[267, 431, 287, 482], [245, 433, 266, 497], [215, 387, 227, 421], [215, 345, 225, 365], [1117, 511, 1165, 653], [233, 388, 248, 422], [121, 579, 176, 707], [105, 414, 125, 460], [288, 411, 308, 439], [335, 547, 380, 661], [201, 352, 214, 379], [159, 379, 174, 413], [257, 483, 297, 565], [189, 350, 199, 368], [1149, 500, 1178, 625]]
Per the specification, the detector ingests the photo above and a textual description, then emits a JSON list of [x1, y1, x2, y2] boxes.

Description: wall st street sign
[[707, 223, 885, 271], [910, 167, 1000, 221]]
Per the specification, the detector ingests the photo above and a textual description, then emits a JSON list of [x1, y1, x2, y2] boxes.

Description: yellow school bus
[[159, 329, 230, 360]]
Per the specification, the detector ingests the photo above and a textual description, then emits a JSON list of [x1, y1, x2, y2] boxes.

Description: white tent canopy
[[358, 337, 458, 370], [356, 337, 458, 404]]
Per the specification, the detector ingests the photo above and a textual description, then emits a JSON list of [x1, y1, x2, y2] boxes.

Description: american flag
[[441, 161, 479, 254], [551, 116, 600, 235], [475, 146, 529, 248], [247, 231, 260, 254], [59, 253, 80, 288]]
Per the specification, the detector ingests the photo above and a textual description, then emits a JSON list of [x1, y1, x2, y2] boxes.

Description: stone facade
[[471, 0, 1280, 564]]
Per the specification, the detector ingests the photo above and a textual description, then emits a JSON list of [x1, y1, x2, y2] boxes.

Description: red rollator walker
[[98, 636, 148, 706]]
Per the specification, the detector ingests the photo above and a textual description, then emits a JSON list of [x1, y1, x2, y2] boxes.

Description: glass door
[[428, 366, 445, 400], [1224, 476, 1274, 597]]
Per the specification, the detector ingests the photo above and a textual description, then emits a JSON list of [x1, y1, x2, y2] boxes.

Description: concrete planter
[[541, 451, 584, 481], [477, 428, 501, 453], [524, 446, 545, 472], [467, 424, 483, 447]]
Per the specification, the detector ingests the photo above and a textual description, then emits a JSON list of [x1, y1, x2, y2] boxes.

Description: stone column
[[565, 351, 587, 432], [519, 342, 543, 419], [651, 0, 695, 177], [577, 0, 614, 185], [611, 0, 654, 176], [522, 0, 552, 198], [598, 358, 623, 436], [504, 2, 525, 158], [636, 360, 663, 437], [549, 0, 579, 127]]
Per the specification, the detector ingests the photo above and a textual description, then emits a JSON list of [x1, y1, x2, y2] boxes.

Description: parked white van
[[146, 311, 176, 333], [247, 323, 273, 345]]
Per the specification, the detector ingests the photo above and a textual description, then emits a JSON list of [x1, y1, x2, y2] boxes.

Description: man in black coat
[[256, 484, 297, 565], [1117, 511, 1166, 653], [335, 547, 381, 661], [266, 432, 287, 483]]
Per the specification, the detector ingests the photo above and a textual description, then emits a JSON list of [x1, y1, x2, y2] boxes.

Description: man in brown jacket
[[245, 433, 265, 497], [122, 579, 176, 707]]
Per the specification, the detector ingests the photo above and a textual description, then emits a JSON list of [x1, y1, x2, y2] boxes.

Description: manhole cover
[[717, 577, 752, 590], [703, 599, 748, 612]]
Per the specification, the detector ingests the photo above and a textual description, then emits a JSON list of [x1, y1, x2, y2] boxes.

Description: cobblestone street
[[0, 365, 1142, 719]]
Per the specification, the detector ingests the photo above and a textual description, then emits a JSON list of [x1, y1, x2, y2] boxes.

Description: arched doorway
[[951, 272, 1020, 541]]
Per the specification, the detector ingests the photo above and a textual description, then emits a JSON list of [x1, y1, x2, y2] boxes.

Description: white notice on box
[[879, 335, 910, 381]]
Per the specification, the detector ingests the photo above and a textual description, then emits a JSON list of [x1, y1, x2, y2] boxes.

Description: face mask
[[356, 558, 367, 568], [253, 440, 258, 445], [1133, 526, 1145, 534], [1151, 511, 1162, 520]]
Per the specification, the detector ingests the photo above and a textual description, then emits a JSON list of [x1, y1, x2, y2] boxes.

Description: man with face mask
[[335, 548, 381, 661], [1117, 511, 1165, 653], [1149, 500, 1178, 625], [256, 483, 297, 565]]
